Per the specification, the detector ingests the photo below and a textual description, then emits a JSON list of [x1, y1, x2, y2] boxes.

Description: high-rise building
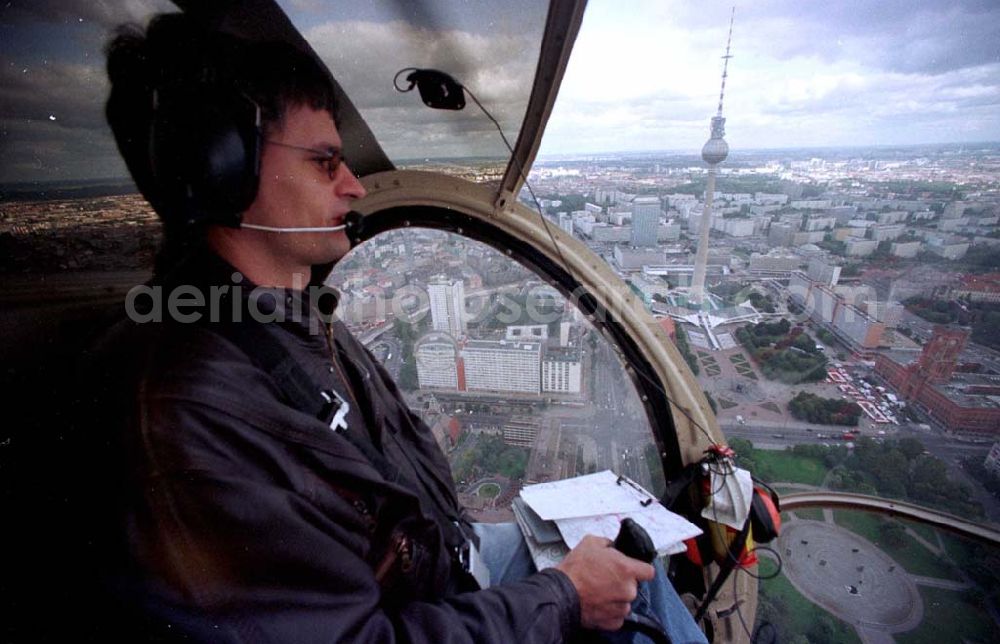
[[461, 340, 541, 394], [806, 258, 841, 287], [415, 333, 459, 390], [541, 348, 582, 394], [748, 251, 801, 277], [428, 276, 466, 337], [503, 417, 541, 448], [631, 197, 661, 247], [768, 222, 795, 247], [557, 212, 574, 235]]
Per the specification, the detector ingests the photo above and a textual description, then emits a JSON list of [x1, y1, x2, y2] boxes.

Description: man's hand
[[555, 534, 656, 631]]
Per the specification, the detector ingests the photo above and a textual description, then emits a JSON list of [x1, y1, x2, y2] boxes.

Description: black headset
[[146, 37, 262, 229]]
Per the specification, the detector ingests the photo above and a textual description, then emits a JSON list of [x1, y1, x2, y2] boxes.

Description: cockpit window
[[533, 2, 1000, 642], [328, 227, 667, 520], [284, 0, 549, 184]]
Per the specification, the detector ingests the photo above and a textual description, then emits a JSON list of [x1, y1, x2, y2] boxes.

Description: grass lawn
[[833, 511, 960, 580], [904, 520, 940, 547], [753, 450, 828, 486], [760, 401, 781, 413], [833, 509, 884, 543], [940, 533, 1000, 593], [788, 508, 825, 522], [477, 483, 501, 499], [941, 532, 977, 566], [756, 557, 861, 644], [895, 586, 994, 644], [718, 398, 738, 410]]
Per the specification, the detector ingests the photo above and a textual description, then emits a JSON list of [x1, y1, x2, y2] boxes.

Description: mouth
[[329, 210, 350, 226]]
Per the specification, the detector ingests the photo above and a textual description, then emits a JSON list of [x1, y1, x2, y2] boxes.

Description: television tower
[[689, 8, 734, 307]]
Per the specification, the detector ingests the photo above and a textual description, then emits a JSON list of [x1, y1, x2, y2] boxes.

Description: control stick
[[612, 518, 672, 644], [613, 517, 656, 563]]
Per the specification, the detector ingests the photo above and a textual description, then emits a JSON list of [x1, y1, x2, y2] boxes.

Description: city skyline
[[1, 0, 999, 183]]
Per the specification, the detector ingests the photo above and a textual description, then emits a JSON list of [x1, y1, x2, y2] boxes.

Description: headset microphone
[[241, 223, 348, 233], [241, 211, 364, 234]]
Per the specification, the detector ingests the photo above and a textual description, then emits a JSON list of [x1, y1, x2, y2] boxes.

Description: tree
[[703, 390, 718, 415], [806, 615, 839, 644], [897, 437, 924, 461], [673, 325, 700, 376], [788, 392, 861, 425], [398, 358, 418, 391], [875, 449, 909, 498], [393, 317, 419, 391], [878, 521, 907, 548], [730, 438, 757, 472]]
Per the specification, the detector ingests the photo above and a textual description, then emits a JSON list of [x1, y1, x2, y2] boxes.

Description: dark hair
[[104, 13, 338, 274]]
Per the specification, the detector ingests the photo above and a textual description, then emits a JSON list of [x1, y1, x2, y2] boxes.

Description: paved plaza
[[776, 518, 930, 643]]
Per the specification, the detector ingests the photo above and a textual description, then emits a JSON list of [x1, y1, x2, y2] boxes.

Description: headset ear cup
[[749, 486, 781, 543], [149, 87, 260, 227]]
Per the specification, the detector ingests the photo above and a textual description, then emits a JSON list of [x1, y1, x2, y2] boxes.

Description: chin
[[317, 234, 352, 264]]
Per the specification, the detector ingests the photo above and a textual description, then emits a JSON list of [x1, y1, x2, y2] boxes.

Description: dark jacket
[[80, 250, 580, 643]]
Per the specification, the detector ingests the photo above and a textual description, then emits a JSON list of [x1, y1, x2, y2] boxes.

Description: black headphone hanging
[[148, 67, 262, 228]]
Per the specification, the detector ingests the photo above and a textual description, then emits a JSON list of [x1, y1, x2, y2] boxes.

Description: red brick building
[[875, 326, 1000, 435], [657, 316, 677, 341], [951, 273, 1000, 303]]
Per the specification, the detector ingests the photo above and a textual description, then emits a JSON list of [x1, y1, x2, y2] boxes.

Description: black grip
[[613, 518, 656, 563]]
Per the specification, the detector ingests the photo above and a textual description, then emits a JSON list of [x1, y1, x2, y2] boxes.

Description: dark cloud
[[722, 0, 1000, 75], [0, 61, 108, 130], [0, 0, 174, 28], [0, 57, 119, 181], [0, 116, 124, 182]]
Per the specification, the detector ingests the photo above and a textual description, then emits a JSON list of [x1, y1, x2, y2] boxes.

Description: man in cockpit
[[85, 12, 705, 644]]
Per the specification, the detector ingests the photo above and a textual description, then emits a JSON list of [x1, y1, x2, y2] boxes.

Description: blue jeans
[[473, 523, 708, 644]]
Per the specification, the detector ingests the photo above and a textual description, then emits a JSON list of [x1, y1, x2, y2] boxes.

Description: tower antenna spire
[[717, 6, 735, 117]]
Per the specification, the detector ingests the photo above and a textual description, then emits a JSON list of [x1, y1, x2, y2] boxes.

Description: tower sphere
[[701, 137, 729, 165]]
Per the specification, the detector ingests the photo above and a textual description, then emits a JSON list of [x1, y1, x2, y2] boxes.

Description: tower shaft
[[689, 168, 717, 306]]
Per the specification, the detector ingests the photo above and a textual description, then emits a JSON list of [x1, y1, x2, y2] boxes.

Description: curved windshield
[[536, 1, 1000, 641], [328, 227, 667, 524]]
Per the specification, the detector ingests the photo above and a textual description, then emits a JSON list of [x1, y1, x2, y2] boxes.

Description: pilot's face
[[240, 103, 366, 274]]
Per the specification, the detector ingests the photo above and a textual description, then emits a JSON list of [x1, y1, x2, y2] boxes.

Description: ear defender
[[148, 82, 261, 228]]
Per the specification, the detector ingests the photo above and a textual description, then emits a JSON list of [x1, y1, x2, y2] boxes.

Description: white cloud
[[538, 0, 1000, 154], [304, 19, 540, 159]]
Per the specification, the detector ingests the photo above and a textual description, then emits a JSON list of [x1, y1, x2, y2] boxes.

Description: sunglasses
[[263, 139, 347, 180]]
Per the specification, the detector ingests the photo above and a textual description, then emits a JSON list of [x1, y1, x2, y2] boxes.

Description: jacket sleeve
[[353, 338, 481, 526], [127, 385, 580, 644], [136, 463, 580, 643]]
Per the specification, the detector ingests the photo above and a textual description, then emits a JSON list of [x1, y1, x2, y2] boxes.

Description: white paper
[[701, 465, 753, 530], [555, 505, 702, 556], [518, 470, 703, 557], [521, 531, 571, 570], [519, 470, 651, 521]]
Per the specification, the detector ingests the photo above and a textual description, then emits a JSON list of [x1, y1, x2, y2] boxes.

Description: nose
[[335, 163, 367, 200]]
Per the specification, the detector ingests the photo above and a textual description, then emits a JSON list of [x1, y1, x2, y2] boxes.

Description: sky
[[0, 0, 998, 183]]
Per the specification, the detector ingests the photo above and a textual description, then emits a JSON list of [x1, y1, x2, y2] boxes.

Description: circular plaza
[[777, 521, 922, 630]]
